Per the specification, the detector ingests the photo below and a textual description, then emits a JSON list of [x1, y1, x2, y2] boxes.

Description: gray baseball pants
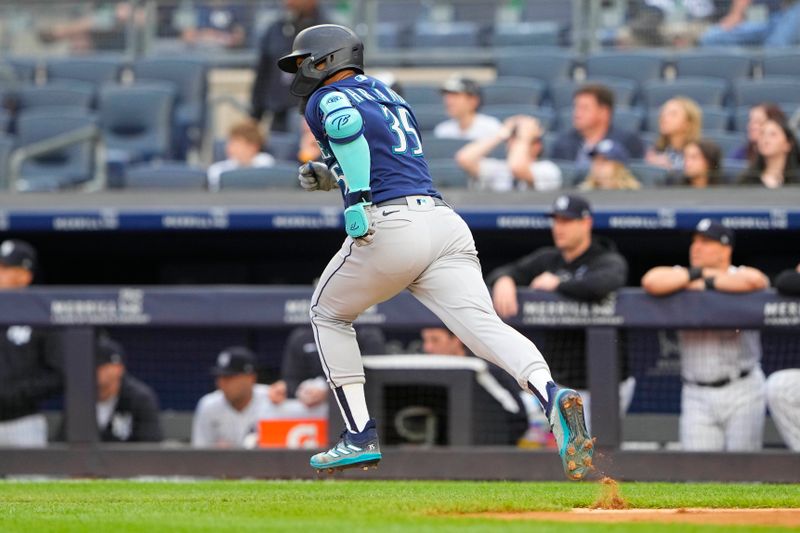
[[309, 195, 550, 391]]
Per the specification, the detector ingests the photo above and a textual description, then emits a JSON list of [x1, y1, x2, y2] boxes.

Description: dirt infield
[[465, 508, 800, 527]]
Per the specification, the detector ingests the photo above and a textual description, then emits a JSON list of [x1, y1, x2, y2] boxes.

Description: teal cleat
[[549, 388, 595, 481], [311, 419, 382, 474]]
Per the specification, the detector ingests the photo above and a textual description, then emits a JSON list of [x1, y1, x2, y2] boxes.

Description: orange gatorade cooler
[[258, 419, 328, 449]]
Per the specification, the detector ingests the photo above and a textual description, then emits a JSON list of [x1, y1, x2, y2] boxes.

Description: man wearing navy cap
[[642, 219, 770, 451], [0, 239, 63, 447]]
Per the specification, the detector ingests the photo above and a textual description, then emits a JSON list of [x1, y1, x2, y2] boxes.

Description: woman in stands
[[669, 139, 722, 188], [731, 103, 787, 162], [739, 119, 800, 188], [579, 138, 641, 190], [646, 97, 702, 171]]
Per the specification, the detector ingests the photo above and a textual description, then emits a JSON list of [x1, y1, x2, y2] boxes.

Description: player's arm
[[641, 266, 694, 296], [558, 253, 628, 301], [190, 399, 214, 448], [775, 265, 800, 296], [319, 91, 373, 239], [507, 116, 542, 184], [709, 266, 769, 293]]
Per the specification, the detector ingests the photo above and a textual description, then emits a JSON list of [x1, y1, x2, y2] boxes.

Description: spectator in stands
[[251, 0, 328, 132], [668, 139, 722, 187], [646, 98, 703, 172], [207, 120, 275, 191], [641, 219, 769, 451], [192, 346, 314, 448], [731, 103, 787, 162], [455, 115, 562, 192], [92, 337, 162, 442], [739, 119, 800, 187], [273, 326, 386, 409], [181, 1, 247, 49], [700, 0, 800, 47], [433, 76, 501, 141], [579, 139, 641, 190], [551, 84, 645, 170], [766, 262, 800, 451], [38, 2, 141, 52], [0, 240, 63, 447], [420, 327, 528, 445], [487, 195, 634, 425]]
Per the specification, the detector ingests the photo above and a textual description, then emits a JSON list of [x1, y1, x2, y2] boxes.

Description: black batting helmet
[[277, 24, 364, 98]]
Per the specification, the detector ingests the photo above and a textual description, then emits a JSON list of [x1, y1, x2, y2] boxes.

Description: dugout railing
[[0, 286, 798, 482]]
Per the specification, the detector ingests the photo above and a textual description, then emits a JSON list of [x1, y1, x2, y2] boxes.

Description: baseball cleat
[[310, 419, 382, 473], [549, 388, 595, 481]]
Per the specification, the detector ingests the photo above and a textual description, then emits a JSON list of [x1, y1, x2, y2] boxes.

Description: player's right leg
[[766, 369, 800, 451], [408, 208, 594, 480]]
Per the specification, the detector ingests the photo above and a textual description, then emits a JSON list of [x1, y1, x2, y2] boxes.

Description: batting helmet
[[277, 24, 364, 98]]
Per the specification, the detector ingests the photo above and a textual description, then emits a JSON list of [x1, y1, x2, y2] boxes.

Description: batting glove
[[298, 162, 337, 192]]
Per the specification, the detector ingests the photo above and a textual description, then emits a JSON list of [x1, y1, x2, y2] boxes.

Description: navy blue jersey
[[305, 74, 441, 205]]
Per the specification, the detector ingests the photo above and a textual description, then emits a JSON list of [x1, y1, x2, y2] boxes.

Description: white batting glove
[[353, 205, 376, 247], [298, 162, 337, 192]]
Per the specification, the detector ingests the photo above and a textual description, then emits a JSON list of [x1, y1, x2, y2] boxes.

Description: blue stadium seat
[[734, 106, 751, 132], [521, 0, 573, 30], [15, 81, 95, 112], [377, 0, 428, 26], [132, 58, 208, 159], [549, 77, 638, 110], [413, 105, 450, 132], [422, 138, 468, 160], [2, 58, 37, 83], [552, 159, 582, 187], [0, 133, 14, 187], [627, 161, 669, 187], [123, 161, 207, 190], [641, 78, 728, 108], [704, 131, 746, 158], [494, 47, 575, 84], [584, 51, 665, 86], [673, 50, 752, 83], [0, 109, 10, 134], [15, 109, 97, 188], [482, 105, 555, 130], [490, 22, 560, 47], [267, 131, 299, 163], [645, 106, 730, 132], [426, 159, 470, 188], [219, 162, 299, 189], [412, 22, 482, 48], [720, 158, 748, 184], [46, 56, 124, 86], [734, 79, 800, 108], [99, 82, 176, 163], [403, 85, 442, 107], [761, 51, 800, 78], [482, 77, 545, 106]]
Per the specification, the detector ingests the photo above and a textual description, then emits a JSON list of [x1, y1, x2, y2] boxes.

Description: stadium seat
[[553, 159, 582, 187], [734, 106, 750, 132], [549, 77, 638, 110], [422, 138, 468, 160], [482, 105, 555, 130], [0, 109, 10, 134], [99, 82, 176, 163], [641, 78, 728, 108], [2, 58, 37, 83], [132, 58, 208, 159], [426, 159, 470, 188], [490, 22, 560, 47], [673, 50, 753, 84], [584, 51, 665, 86], [521, 0, 573, 36], [123, 161, 207, 190], [482, 77, 546, 106], [15, 109, 97, 188], [403, 85, 442, 107], [704, 132, 745, 158], [411, 22, 482, 48], [0, 133, 13, 187], [46, 56, 125, 86], [219, 163, 300, 190], [627, 160, 669, 187], [266, 131, 299, 163], [761, 51, 800, 78], [720, 158, 748, 184], [377, 0, 428, 27], [494, 47, 575, 84], [734, 79, 800, 108], [412, 105, 450, 133], [15, 81, 95, 112], [644, 107, 730, 133]]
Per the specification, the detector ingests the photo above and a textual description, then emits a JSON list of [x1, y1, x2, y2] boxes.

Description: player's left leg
[[408, 208, 594, 479], [723, 367, 766, 451]]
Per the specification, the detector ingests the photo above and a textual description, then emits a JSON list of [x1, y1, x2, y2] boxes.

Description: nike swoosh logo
[[382, 209, 400, 216]]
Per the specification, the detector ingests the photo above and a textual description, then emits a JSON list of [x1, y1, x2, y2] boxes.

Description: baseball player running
[[277, 24, 594, 479]]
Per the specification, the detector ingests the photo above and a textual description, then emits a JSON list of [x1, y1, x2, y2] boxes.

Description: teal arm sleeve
[[320, 92, 371, 195]]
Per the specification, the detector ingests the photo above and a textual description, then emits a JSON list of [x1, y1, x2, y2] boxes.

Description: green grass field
[[0, 480, 798, 532]]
